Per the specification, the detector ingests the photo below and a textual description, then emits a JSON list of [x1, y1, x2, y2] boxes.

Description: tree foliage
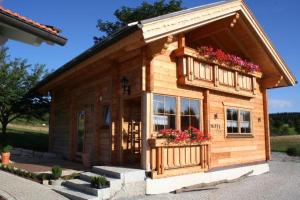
[[0, 47, 49, 138], [94, 0, 183, 43], [269, 113, 300, 136]]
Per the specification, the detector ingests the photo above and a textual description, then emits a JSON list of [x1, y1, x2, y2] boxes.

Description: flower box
[[173, 46, 262, 78], [149, 127, 211, 147], [148, 138, 210, 148]]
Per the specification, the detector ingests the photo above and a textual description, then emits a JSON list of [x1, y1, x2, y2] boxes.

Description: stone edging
[[9, 148, 62, 160]]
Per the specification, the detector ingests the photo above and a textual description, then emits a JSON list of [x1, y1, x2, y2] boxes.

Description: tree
[[94, 0, 183, 43], [295, 119, 300, 134], [0, 47, 49, 138]]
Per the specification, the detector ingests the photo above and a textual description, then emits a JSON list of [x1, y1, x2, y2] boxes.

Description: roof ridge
[[140, 0, 233, 24]]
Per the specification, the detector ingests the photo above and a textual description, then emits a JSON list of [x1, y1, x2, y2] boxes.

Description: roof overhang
[[35, 25, 143, 92], [0, 7, 67, 46]]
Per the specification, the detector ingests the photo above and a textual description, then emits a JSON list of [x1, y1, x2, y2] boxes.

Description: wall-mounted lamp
[[121, 76, 131, 95], [214, 113, 218, 119], [258, 117, 261, 122]]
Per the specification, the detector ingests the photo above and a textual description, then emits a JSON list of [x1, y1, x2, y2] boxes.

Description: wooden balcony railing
[[149, 138, 211, 178], [172, 47, 262, 98]]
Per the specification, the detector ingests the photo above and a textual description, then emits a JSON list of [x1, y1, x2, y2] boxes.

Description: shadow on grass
[[1, 128, 48, 152]]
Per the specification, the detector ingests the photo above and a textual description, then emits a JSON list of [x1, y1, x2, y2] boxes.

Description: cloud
[[269, 99, 293, 109]]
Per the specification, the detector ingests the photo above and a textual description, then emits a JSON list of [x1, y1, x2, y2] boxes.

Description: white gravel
[[122, 152, 300, 200], [1, 153, 299, 200], [0, 171, 68, 200]]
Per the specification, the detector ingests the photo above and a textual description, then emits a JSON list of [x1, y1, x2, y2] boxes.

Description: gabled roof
[[0, 6, 67, 45], [35, 0, 296, 92], [139, 0, 296, 87]]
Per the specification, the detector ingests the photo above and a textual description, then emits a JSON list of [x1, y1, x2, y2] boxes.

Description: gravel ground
[[0, 171, 68, 200], [123, 152, 300, 200]]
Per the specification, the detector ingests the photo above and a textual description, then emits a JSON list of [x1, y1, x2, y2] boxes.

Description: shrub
[[37, 173, 51, 181], [15, 169, 22, 176], [51, 166, 62, 180], [1, 145, 13, 153], [30, 173, 37, 180], [7, 166, 14, 173], [91, 176, 108, 189], [286, 147, 298, 156]]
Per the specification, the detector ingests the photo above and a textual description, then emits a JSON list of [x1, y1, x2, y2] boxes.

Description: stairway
[[53, 166, 146, 200]]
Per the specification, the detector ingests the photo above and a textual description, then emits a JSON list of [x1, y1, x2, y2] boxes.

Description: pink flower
[[197, 46, 261, 72], [159, 126, 211, 143]]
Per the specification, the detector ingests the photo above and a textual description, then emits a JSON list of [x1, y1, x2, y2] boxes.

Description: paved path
[[0, 171, 68, 200], [122, 153, 300, 200]]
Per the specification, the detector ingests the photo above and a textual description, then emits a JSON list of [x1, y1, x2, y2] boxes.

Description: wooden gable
[[140, 0, 296, 89]]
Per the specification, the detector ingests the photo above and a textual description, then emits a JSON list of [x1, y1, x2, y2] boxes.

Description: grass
[[271, 135, 300, 156], [1, 127, 48, 152]]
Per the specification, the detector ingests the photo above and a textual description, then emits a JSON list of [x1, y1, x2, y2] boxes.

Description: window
[[226, 108, 252, 135], [153, 95, 176, 131], [227, 109, 238, 133], [102, 105, 111, 127], [181, 98, 200, 130], [77, 111, 85, 153], [240, 110, 251, 133]]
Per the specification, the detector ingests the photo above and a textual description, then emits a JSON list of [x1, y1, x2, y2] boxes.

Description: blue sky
[[1, 0, 299, 113]]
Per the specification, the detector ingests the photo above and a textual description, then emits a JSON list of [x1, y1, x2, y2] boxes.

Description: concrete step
[[53, 186, 98, 200], [92, 166, 145, 184], [80, 172, 122, 192], [62, 179, 110, 199]]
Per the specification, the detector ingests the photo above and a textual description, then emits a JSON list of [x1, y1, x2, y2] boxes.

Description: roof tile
[[0, 6, 60, 35]]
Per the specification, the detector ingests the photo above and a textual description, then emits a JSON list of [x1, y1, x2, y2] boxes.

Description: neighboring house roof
[[0, 6, 67, 46], [35, 0, 297, 92]]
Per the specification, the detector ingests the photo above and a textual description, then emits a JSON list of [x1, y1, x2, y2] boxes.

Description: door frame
[[119, 95, 143, 167]]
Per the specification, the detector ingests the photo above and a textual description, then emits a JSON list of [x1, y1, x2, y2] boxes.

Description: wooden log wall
[[50, 51, 144, 165], [149, 36, 267, 169]]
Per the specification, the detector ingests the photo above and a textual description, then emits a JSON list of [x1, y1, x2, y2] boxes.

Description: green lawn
[[1, 127, 48, 152], [271, 135, 300, 156]]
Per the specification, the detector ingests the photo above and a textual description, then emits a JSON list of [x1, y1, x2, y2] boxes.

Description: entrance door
[[122, 98, 142, 166]]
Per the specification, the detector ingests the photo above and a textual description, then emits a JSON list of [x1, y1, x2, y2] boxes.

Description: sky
[[1, 0, 299, 113]]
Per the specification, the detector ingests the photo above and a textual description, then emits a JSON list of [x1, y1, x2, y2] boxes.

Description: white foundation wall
[[146, 163, 269, 194]]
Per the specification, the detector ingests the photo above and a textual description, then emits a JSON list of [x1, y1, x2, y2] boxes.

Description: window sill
[[226, 134, 254, 138]]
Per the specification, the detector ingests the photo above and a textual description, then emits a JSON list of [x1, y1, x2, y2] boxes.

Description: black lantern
[[121, 76, 131, 95]]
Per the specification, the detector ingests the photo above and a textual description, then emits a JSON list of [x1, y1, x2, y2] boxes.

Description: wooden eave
[[140, 0, 297, 88]]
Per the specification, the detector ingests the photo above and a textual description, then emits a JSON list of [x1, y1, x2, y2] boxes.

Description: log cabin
[[36, 0, 296, 194]]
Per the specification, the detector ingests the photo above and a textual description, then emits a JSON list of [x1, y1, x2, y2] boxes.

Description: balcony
[[149, 138, 210, 178], [172, 47, 262, 98]]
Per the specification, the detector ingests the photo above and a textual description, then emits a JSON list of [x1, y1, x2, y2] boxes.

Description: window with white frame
[[180, 98, 200, 130], [226, 108, 251, 135], [240, 110, 251, 133], [153, 95, 176, 131]]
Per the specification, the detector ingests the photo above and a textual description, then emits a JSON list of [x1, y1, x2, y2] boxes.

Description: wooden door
[[121, 98, 142, 166]]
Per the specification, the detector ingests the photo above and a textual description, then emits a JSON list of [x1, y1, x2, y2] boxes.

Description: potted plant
[[91, 176, 109, 189], [1, 144, 13, 165], [50, 165, 63, 186]]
